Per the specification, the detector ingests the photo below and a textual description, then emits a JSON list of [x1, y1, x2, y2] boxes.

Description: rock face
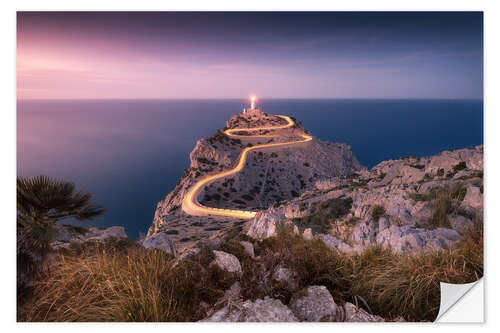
[[142, 233, 177, 256], [246, 209, 282, 239], [147, 109, 362, 251], [202, 297, 298, 322], [289, 286, 340, 321], [146, 106, 482, 257], [85, 226, 127, 241], [246, 146, 483, 255], [51, 226, 128, 249]]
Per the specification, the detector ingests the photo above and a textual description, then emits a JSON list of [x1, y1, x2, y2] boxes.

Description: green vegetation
[[17, 175, 105, 301], [371, 205, 386, 222], [453, 161, 467, 172], [197, 157, 218, 166], [293, 197, 353, 233], [408, 184, 467, 229], [410, 164, 425, 170]]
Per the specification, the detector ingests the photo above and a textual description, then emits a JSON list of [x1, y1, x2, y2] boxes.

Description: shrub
[[453, 162, 467, 172], [371, 205, 386, 222], [293, 197, 353, 233]]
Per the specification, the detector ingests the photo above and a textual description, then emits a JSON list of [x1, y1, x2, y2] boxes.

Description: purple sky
[[17, 12, 483, 99]]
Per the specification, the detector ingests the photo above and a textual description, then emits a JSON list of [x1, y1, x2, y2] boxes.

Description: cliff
[[147, 109, 362, 249]]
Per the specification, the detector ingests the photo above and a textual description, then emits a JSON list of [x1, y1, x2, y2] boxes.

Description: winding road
[[181, 115, 313, 219]]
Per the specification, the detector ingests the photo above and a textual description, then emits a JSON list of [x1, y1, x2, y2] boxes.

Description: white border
[[2, 1, 498, 332]]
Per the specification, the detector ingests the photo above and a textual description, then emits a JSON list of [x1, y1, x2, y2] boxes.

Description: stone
[[273, 267, 299, 290], [289, 286, 339, 321], [246, 209, 282, 239], [172, 247, 200, 267], [343, 302, 384, 322], [212, 250, 242, 274], [449, 214, 474, 235], [462, 185, 483, 211], [302, 228, 313, 240], [85, 226, 128, 241], [378, 217, 390, 232], [202, 297, 298, 322], [239, 241, 255, 258], [318, 234, 356, 254], [142, 232, 178, 256]]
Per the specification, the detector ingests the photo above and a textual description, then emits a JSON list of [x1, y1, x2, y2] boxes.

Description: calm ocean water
[[17, 99, 483, 237]]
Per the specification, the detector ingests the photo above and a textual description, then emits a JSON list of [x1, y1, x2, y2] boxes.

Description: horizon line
[[17, 97, 484, 102]]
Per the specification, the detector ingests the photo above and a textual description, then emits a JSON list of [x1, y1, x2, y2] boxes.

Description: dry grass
[[19, 222, 482, 322], [19, 239, 234, 322], [348, 223, 483, 321], [409, 184, 467, 229]]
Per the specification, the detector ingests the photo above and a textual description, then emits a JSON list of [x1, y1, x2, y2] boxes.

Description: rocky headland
[[46, 109, 483, 322]]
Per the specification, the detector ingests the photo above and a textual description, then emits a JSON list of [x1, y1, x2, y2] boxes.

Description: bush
[[293, 197, 353, 233], [371, 205, 386, 222], [453, 162, 467, 172]]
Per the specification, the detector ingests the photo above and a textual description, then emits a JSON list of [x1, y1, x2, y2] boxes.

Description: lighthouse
[[243, 95, 260, 114]]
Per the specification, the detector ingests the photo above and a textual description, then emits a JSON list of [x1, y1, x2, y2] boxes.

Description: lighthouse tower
[[250, 96, 256, 109], [243, 95, 260, 115]]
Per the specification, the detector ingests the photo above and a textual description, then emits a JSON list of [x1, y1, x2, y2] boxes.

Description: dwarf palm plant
[[17, 175, 105, 289]]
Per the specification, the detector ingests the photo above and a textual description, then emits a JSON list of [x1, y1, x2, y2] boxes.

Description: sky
[[17, 12, 483, 99]]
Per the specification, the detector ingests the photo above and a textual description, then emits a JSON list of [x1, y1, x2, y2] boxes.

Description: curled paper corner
[[435, 278, 484, 322]]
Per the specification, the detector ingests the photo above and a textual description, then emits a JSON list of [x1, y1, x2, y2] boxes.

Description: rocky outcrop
[[147, 109, 362, 250], [245, 146, 483, 255], [51, 226, 128, 249], [246, 209, 283, 239], [142, 233, 177, 256], [202, 297, 298, 322], [289, 286, 340, 321]]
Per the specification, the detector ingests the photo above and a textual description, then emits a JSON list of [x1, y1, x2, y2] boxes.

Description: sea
[[17, 99, 484, 238]]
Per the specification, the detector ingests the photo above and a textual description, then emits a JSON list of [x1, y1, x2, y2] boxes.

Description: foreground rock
[[289, 286, 340, 321], [211, 250, 242, 274], [343, 302, 384, 322], [202, 297, 298, 322], [142, 232, 178, 256]]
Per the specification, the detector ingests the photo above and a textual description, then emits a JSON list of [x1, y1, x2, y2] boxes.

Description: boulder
[[462, 185, 483, 211], [303, 228, 313, 240], [449, 214, 474, 235], [318, 234, 356, 254], [202, 297, 298, 322], [239, 241, 255, 258], [273, 267, 299, 290], [246, 209, 282, 239], [289, 286, 340, 321], [343, 302, 384, 322], [172, 247, 200, 267], [211, 250, 242, 274], [142, 232, 177, 256]]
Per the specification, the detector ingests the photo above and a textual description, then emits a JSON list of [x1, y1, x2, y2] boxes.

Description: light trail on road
[[181, 115, 313, 219]]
